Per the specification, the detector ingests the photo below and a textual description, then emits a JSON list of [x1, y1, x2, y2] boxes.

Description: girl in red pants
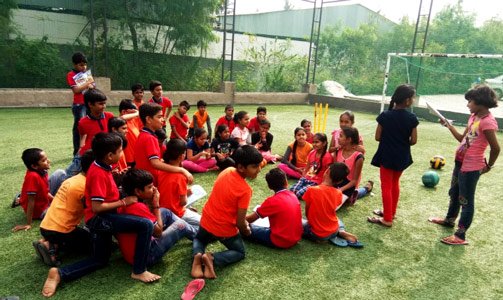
[[367, 84, 419, 227]]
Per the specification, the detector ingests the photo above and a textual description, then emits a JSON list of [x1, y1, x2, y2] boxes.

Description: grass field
[[0, 105, 502, 300]]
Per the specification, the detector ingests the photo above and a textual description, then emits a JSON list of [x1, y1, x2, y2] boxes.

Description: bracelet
[[120, 199, 126, 206]]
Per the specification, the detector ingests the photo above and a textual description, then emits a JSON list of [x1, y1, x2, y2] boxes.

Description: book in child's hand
[[73, 69, 95, 90], [185, 185, 207, 208], [251, 205, 270, 228]]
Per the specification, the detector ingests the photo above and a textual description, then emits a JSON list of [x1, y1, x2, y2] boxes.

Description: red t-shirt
[[247, 117, 260, 133], [200, 168, 252, 237], [134, 129, 161, 183], [66, 70, 84, 105], [215, 115, 236, 133], [303, 185, 341, 238], [116, 202, 156, 265], [157, 171, 187, 217], [19, 170, 50, 219], [78, 112, 115, 156], [305, 150, 334, 184], [169, 114, 190, 140], [256, 190, 302, 248], [84, 161, 120, 223], [149, 97, 172, 126]]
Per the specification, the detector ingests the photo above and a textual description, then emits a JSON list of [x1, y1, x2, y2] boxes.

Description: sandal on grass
[[328, 236, 348, 247], [373, 209, 384, 217], [36, 243, 60, 267], [347, 240, 364, 249], [428, 217, 455, 228], [441, 235, 468, 246], [367, 216, 392, 227]]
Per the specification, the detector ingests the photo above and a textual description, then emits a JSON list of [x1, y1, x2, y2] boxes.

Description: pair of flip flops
[[328, 236, 364, 248], [32, 241, 60, 267], [11, 193, 20, 208], [181, 279, 205, 300], [440, 235, 469, 246], [428, 217, 455, 228]]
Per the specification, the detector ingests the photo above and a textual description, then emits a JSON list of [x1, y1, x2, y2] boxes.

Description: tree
[[0, 0, 17, 39]]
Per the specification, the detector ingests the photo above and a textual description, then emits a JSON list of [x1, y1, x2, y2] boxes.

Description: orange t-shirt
[[190, 111, 208, 129], [124, 117, 141, 164], [288, 141, 313, 168], [157, 171, 188, 218], [200, 167, 252, 237], [303, 184, 341, 238]]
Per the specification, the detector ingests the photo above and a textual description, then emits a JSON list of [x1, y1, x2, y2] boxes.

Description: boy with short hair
[[246, 168, 303, 249], [12, 149, 66, 232], [189, 100, 212, 139], [148, 80, 172, 129], [67, 52, 95, 156], [118, 99, 140, 166], [248, 106, 267, 133], [215, 104, 236, 134], [169, 100, 191, 140], [35, 150, 95, 266], [117, 169, 196, 267], [302, 162, 363, 247], [135, 103, 193, 185], [158, 139, 201, 228], [42, 133, 160, 298], [190, 145, 263, 279], [131, 83, 145, 108]]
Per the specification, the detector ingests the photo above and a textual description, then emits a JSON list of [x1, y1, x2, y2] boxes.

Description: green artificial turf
[[0, 105, 502, 299]]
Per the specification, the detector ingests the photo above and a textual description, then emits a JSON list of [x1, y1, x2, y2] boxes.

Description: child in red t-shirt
[[117, 169, 196, 267], [169, 100, 191, 140], [302, 162, 363, 248], [158, 138, 201, 228], [135, 103, 192, 185], [190, 145, 263, 279], [12, 148, 66, 232], [148, 80, 172, 129], [246, 168, 302, 249], [247, 106, 267, 134], [215, 104, 236, 133]]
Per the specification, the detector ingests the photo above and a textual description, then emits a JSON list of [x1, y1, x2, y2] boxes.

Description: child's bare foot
[[131, 271, 161, 283], [338, 231, 358, 243], [191, 253, 204, 278], [42, 268, 60, 297], [202, 253, 217, 279]]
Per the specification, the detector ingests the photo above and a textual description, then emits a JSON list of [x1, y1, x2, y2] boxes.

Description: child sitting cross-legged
[[302, 162, 363, 248], [245, 168, 303, 249], [251, 119, 283, 163], [158, 138, 202, 228], [182, 128, 218, 173], [211, 124, 239, 171], [116, 169, 197, 267], [190, 145, 263, 279]]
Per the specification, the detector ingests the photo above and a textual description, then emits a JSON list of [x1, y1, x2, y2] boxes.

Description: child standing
[[158, 139, 202, 227], [215, 104, 236, 133], [117, 169, 196, 267], [429, 85, 500, 245], [231, 111, 251, 146], [278, 127, 313, 179], [189, 100, 212, 139], [67, 52, 94, 156], [251, 119, 282, 163], [290, 133, 333, 198], [246, 168, 303, 249], [301, 119, 314, 144], [211, 124, 239, 170], [368, 84, 418, 227], [190, 145, 263, 279], [131, 83, 145, 109], [183, 128, 217, 173], [148, 80, 172, 130], [248, 106, 267, 133], [302, 162, 363, 247], [329, 111, 365, 154], [169, 100, 191, 141], [12, 149, 66, 232], [134, 103, 192, 185]]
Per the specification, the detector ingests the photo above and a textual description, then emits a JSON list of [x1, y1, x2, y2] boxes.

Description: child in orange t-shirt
[[189, 100, 212, 139], [158, 138, 201, 228], [190, 145, 263, 279], [119, 99, 141, 166], [302, 162, 363, 248]]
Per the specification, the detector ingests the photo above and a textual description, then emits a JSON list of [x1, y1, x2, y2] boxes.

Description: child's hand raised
[[152, 187, 160, 207]]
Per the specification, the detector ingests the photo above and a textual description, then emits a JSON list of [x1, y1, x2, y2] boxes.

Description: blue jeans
[[302, 219, 345, 241], [446, 161, 481, 240], [65, 155, 82, 179], [147, 208, 196, 266], [48, 169, 67, 196], [246, 224, 275, 248], [58, 212, 153, 282], [72, 104, 87, 156], [192, 226, 246, 267]]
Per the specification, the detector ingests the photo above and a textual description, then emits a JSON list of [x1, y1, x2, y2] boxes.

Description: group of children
[[9, 51, 500, 297]]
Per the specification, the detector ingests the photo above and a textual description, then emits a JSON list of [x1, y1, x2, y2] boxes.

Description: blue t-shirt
[[371, 109, 419, 171], [186, 139, 210, 156]]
